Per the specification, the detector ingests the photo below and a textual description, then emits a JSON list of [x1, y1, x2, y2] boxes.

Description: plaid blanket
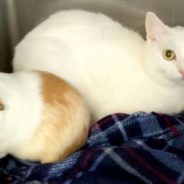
[[1, 112, 184, 184]]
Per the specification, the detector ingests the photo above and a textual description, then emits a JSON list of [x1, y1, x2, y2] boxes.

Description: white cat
[[13, 10, 184, 120]]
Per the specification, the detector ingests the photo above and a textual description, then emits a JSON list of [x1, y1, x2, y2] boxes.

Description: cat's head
[[144, 12, 184, 85]]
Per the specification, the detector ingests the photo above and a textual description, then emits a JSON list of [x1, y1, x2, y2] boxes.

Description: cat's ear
[[145, 12, 170, 42]]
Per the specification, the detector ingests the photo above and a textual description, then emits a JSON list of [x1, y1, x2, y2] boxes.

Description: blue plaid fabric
[[1, 112, 184, 184]]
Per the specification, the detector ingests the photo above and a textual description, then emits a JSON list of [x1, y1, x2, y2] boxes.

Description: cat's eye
[[162, 49, 176, 61]]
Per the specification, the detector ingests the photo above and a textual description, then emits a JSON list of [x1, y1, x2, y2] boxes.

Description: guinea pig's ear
[[145, 12, 170, 42], [0, 101, 5, 111]]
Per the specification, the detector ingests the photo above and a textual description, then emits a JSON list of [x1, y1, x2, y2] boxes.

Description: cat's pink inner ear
[[145, 12, 170, 42]]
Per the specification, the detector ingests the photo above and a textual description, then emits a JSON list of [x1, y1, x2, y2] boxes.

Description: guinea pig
[[0, 70, 90, 163]]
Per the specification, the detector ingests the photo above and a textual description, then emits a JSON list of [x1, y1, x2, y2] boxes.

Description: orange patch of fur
[[20, 71, 90, 163]]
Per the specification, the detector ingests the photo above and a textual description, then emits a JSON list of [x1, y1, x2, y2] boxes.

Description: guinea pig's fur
[[0, 71, 90, 163]]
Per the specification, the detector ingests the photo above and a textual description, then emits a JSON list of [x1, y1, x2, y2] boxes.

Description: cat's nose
[[179, 69, 184, 78]]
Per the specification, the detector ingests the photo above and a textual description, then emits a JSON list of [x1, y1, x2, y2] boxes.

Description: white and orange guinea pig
[[0, 70, 91, 163]]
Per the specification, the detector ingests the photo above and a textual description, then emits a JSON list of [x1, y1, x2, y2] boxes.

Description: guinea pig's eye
[[0, 102, 5, 111], [162, 49, 176, 61]]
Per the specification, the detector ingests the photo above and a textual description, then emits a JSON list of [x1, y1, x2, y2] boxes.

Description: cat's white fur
[[13, 10, 184, 120]]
